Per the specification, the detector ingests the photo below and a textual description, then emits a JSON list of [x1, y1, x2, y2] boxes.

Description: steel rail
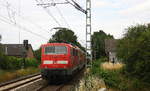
[[38, 84, 65, 91], [55, 84, 65, 91], [0, 73, 41, 91]]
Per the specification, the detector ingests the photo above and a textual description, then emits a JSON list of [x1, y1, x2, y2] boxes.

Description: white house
[[105, 39, 118, 62]]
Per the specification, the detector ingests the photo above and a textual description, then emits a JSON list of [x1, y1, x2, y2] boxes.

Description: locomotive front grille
[[41, 68, 68, 76]]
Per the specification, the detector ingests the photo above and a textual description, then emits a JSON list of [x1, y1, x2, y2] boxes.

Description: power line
[[36, 0, 69, 7], [0, 1, 50, 34], [36, 0, 61, 27], [18, 0, 21, 44], [36, 0, 86, 30], [19, 16, 50, 34], [44, 8, 61, 26], [0, 15, 49, 40], [55, 6, 71, 28], [65, 0, 86, 14], [6, 1, 16, 24], [0, 16, 49, 40]]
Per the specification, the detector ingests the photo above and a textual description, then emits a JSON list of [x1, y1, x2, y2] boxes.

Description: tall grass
[[101, 62, 124, 70], [90, 58, 150, 91], [0, 67, 40, 83], [91, 58, 126, 90]]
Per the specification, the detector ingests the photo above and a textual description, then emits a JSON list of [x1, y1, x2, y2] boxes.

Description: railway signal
[[23, 40, 29, 50], [22, 40, 28, 68]]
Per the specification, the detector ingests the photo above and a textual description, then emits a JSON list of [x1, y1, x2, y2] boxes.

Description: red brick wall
[[27, 47, 34, 58]]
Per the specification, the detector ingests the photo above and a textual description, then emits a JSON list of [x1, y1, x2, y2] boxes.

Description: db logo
[[54, 61, 57, 64]]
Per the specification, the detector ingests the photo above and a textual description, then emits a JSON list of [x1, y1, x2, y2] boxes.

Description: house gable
[[2, 44, 34, 58], [105, 39, 118, 62]]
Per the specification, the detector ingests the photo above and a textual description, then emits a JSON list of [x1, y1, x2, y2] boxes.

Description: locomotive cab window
[[45, 46, 67, 54]]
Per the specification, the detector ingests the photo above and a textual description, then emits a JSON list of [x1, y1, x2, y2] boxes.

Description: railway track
[[0, 68, 85, 91], [38, 84, 65, 91], [40, 68, 86, 91], [0, 73, 42, 91], [0, 68, 106, 91]]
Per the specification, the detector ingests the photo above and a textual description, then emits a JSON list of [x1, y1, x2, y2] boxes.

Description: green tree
[[117, 24, 150, 83], [91, 30, 114, 59], [49, 28, 77, 43], [49, 28, 85, 51], [34, 48, 41, 64], [0, 35, 4, 69], [34, 28, 85, 65], [0, 35, 1, 42]]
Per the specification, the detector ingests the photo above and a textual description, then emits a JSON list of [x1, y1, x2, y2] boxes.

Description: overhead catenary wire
[[0, 15, 49, 40], [6, 1, 16, 24], [65, 0, 86, 14], [55, 6, 71, 29], [19, 16, 50, 34], [0, 0, 86, 42], [36, 0, 86, 45], [0, 16, 49, 40], [36, 0, 61, 27], [18, 0, 21, 44], [0, 1, 50, 34], [44, 8, 61, 26], [35, 0, 74, 30]]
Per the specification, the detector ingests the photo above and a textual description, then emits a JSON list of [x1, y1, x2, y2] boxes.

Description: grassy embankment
[[74, 58, 124, 91], [0, 67, 40, 83], [90, 58, 150, 91], [90, 58, 124, 90], [0, 56, 40, 83]]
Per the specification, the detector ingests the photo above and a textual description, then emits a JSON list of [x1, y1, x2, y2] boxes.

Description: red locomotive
[[40, 43, 86, 81]]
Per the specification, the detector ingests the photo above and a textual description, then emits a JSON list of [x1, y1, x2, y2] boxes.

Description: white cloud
[[92, 0, 121, 8], [119, 0, 150, 15], [93, 0, 110, 8]]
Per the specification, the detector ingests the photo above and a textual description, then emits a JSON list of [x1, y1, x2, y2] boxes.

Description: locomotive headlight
[[43, 60, 53, 64], [57, 60, 68, 64]]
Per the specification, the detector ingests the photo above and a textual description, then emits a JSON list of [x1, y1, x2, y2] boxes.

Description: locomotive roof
[[42, 43, 77, 48], [41, 43, 83, 51]]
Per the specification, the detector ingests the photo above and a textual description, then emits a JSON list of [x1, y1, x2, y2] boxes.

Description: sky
[[0, 0, 150, 50]]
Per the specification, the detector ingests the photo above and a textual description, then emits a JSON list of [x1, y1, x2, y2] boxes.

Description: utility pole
[[86, 0, 92, 67], [0, 35, 1, 42]]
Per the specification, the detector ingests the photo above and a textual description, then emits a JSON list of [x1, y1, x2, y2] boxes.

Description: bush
[[0, 55, 39, 70], [34, 48, 41, 64], [25, 58, 39, 67], [91, 59, 122, 88], [91, 58, 150, 91], [99, 70, 121, 88], [91, 58, 106, 75], [117, 24, 150, 84]]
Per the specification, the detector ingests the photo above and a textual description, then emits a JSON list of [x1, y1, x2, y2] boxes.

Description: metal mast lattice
[[86, 0, 92, 67]]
